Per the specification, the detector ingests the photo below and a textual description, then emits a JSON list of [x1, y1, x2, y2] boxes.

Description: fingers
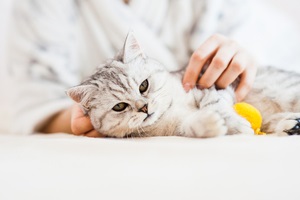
[[215, 52, 247, 89], [182, 33, 257, 102], [235, 63, 257, 102], [85, 129, 105, 138], [71, 104, 94, 135], [71, 105, 105, 137], [182, 34, 225, 91], [198, 41, 238, 89]]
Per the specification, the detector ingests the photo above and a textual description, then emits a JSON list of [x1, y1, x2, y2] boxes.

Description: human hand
[[182, 34, 257, 102], [71, 104, 104, 137]]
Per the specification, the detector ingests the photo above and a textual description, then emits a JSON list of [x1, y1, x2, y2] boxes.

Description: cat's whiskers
[[125, 129, 129, 139], [139, 126, 147, 137], [128, 128, 134, 139], [124, 127, 132, 138], [137, 125, 148, 137], [135, 126, 141, 137]]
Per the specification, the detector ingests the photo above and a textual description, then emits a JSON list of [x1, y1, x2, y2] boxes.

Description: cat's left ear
[[122, 31, 146, 63], [66, 85, 98, 112]]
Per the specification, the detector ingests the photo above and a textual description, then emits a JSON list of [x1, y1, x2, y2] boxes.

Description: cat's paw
[[276, 118, 300, 136], [226, 114, 254, 135], [184, 111, 228, 138], [261, 112, 300, 136]]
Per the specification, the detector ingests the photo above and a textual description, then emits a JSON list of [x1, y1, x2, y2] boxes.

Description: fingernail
[[183, 83, 192, 92], [196, 84, 205, 90]]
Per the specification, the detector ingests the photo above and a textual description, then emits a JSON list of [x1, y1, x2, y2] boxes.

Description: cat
[[67, 32, 300, 138]]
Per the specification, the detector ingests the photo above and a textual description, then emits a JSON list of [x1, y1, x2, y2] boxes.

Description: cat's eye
[[112, 102, 128, 112], [139, 79, 149, 94]]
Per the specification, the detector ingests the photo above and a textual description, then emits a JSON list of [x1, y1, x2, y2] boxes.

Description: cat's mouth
[[143, 112, 154, 121]]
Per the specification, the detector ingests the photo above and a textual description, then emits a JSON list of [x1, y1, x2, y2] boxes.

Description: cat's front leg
[[263, 112, 300, 136], [180, 110, 228, 138], [223, 110, 254, 135], [195, 88, 253, 136]]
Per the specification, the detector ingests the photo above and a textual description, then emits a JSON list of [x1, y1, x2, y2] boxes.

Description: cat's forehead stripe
[[88, 65, 131, 91], [111, 92, 122, 101], [113, 70, 131, 92], [107, 84, 125, 95]]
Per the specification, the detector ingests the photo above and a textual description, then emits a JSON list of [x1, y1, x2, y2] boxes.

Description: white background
[[1, 0, 300, 79], [1, 0, 300, 70]]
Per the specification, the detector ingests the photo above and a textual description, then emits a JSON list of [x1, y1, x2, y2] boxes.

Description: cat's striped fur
[[67, 33, 300, 138]]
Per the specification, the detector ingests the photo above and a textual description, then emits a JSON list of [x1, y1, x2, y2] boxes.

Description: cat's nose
[[135, 100, 148, 113], [139, 104, 148, 113]]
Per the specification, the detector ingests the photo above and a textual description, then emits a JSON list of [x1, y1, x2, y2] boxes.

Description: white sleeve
[[230, 1, 300, 71], [189, 0, 251, 51], [190, 0, 300, 70], [7, 0, 80, 135]]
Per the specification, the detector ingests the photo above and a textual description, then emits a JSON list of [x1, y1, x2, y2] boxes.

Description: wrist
[[40, 107, 73, 134]]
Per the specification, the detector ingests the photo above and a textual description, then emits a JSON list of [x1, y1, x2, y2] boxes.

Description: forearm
[[40, 107, 73, 134]]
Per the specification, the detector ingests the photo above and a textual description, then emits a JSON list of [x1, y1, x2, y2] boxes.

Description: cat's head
[[67, 32, 172, 137]]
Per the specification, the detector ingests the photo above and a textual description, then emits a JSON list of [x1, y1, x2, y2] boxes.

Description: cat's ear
[[66, 85, 97, 111], [122, 31, 146, 63]]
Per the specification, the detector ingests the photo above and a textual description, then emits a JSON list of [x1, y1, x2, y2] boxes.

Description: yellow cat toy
[[233, 102, 265, 135]]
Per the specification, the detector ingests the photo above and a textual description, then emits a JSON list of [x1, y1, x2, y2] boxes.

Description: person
[[6, 0, 295, 137]]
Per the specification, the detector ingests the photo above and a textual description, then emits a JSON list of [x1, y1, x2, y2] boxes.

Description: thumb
[[71, 104, 94, 135]]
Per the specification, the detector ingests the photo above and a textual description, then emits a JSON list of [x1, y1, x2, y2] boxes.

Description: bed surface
[[1, 134, 300, 200]]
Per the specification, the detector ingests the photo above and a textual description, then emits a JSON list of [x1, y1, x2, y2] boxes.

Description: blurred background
[[265, 0, 300, 25], [0, 0, 299, 132], [1, 0, 300, 79], [1, 0, 299, 87]]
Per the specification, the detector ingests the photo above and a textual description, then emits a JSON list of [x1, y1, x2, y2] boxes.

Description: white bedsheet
[[1, 134, 300, 200]]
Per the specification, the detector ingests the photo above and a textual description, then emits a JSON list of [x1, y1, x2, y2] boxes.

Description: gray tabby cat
[[67, 33, 300, 138]]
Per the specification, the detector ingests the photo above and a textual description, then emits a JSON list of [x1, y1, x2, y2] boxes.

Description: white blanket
[[1, 134, 300, 200]]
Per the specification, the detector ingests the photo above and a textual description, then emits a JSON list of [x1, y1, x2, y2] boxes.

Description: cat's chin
[[141, 113, 158, 127], [143, 112, 154, 122], [142, 98, 173, 128]]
